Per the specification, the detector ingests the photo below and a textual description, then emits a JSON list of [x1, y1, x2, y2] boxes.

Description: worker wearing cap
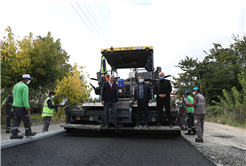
[[187, 87, 205, 143], [184, 90, 196, 135], [11, 74, 36, 139], [42, 91, 61, 132], [2, 91, 14, 133]]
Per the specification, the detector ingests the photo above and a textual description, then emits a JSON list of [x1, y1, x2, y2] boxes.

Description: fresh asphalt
[[1, 129, 215, 166]]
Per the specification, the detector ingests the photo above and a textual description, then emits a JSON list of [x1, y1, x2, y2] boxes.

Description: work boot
[[6, 128, 11, 133], [25, 130, 36, 136], [135, 123, 140, 127], [195, 138, 204, 143], [156, 122, 162, 127], [10, 134, 23, 139]]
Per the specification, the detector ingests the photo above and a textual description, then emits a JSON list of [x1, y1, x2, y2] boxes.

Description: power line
[[68, 2, 96, 37], [68, 1, 116, 45], [95, 2, 118, 42], [75, 2, 102, 37], [82, 2, 111, 44]]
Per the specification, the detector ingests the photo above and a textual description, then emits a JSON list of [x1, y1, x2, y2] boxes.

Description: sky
[[0, 0, 245, 98]]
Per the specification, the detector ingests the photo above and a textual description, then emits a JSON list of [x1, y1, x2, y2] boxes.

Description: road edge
[[1, 129, 65, 150]]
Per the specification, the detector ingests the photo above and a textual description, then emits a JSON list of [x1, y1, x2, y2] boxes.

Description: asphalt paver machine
[[61, 46, 180, 134]]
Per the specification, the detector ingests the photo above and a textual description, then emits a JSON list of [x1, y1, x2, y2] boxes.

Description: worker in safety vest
[[184, 90, 196, 135], [101, 56, 107, 74], [101, 56, 109, 83], [42, 91, 61, 132], [187, 87, 205, 143], [2, 92, 14, 133]]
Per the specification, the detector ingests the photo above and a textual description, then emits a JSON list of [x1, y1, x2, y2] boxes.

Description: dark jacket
[[47, 99, 58, 109], [154, 79, 172, 101], [5, 95, 13, 112], [101, 81, 118, 103], [134, 82, 152, 101]]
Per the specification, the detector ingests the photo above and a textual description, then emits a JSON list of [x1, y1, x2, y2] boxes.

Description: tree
[[172, 56, 200, 98], [54, 63, 92, 104], [1, 26, 72, 102], [173, 34, 246, 104]]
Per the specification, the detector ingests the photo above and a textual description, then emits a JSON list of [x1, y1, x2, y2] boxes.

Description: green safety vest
[[42, 97, 54, 117], [187, 95, 194, 113], [101, 56, 107, 74]]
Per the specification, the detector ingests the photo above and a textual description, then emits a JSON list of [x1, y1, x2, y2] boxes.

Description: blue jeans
[[104, 101, 117, 125]]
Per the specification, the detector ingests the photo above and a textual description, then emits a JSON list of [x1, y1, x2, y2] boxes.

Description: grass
[[1, 113, 66, 125], [205, 115, 246, 129]]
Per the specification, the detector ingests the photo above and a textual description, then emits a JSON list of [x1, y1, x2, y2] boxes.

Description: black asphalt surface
[[1, 130, 215, 166]]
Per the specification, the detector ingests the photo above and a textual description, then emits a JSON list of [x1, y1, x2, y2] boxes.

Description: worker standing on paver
[[2, 91, 14, 133], [11, 74, 36, 139], [154, 72, 173, 127], [187, 87, 205, 143], [42, 91, 61, 132], [134, 76, 152, 127], [184, 90, 196, 135]]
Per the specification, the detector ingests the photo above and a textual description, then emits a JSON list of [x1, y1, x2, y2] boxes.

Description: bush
[[30, 102, 44, 114]]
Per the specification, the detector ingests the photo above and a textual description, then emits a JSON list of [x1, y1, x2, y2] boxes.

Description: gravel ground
[[181, 122, 246, 166]]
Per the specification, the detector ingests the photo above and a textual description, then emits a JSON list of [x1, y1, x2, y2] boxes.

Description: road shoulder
[[182, 122, 246, 166]]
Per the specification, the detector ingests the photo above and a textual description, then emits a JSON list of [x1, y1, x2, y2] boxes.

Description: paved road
[[1, 130, 215, 166]]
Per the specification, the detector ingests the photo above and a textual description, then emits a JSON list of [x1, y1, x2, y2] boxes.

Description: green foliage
[[210, 72, 246, 122], [30, 101, 44, 114], [173, 56, 200, 95], [1, 26, 72, 102], [54, 63, 92, 104], [173, 34, 246, 105]]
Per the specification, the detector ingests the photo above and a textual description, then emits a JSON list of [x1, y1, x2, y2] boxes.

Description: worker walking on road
[[154, 72, 173, 128], [42, 91, 61, 133], [11, 74, 36, 139], [187, 87, 205, 143], [134, 76, 152, 127], [2, 91, 14, 133], [184, 90, 196, 135]]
